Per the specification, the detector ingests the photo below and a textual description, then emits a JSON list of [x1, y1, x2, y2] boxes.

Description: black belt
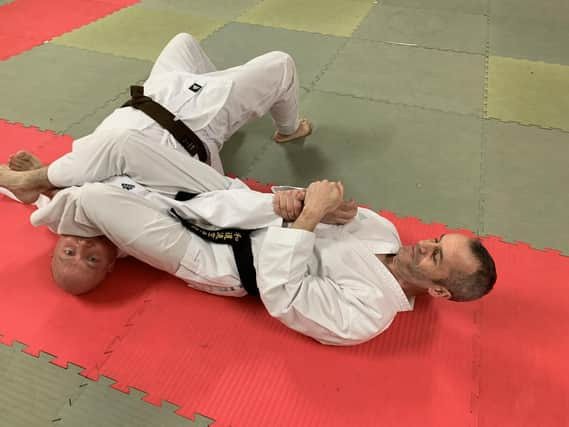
[[121, 85, 208, 163], [170, 191, 259, 296]]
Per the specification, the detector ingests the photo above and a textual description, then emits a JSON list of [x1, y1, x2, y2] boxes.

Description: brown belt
[[121, 85, 208, 163]]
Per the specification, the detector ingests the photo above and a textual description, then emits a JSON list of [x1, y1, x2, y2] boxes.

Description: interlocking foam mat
[[0, 0, 139, 60], [1, 121, 567, 426]]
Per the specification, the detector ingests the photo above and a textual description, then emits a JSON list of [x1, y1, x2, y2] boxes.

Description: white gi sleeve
[[148, 188, 283, 230], [256, 227, 393, 346]]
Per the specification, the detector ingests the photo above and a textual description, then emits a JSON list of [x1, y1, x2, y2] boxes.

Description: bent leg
[[47, 129, 232, 196], [207, 51, 304, 143], [79, 183, 191, 274], [148, 33, 216, 79]]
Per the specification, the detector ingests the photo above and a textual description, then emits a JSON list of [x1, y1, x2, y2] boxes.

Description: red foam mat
[[0, 0, 139, 60], [0, 121, 567, 426]]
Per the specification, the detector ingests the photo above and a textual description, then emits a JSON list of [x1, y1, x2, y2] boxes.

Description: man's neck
[[376, 254, 427, 298]]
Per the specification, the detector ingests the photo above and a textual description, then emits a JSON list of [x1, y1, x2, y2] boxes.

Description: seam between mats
[[312, 87, 483, 119], [60, 82, 144, 136], [477, 7, 491, 238], [374, 1, 489, 18], [471, 4, 491, 426], [48, 295, 154, 424], [233, 0, 270, 22], [352, 36, 487, 57], [312, 87, 569, 135], [307, 36, 351, 92]]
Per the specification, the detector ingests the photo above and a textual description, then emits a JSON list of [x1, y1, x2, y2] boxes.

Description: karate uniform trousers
[[70, 32, 301, 174]]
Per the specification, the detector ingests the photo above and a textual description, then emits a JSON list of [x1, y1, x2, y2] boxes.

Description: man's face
[[51, 235, 118, 295], [392, 233, 479, 295]]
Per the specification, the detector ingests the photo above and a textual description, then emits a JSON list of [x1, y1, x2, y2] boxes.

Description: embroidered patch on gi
[[121, 183, 135, 191], [189, 83, 202, 93]]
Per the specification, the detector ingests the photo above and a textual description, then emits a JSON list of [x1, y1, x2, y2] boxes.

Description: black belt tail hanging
[[169, 201, 259, 296]]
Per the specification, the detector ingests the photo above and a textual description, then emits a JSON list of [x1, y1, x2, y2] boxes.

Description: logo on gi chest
[[121, 183, 135, 191], [189, 83, 202, 93]]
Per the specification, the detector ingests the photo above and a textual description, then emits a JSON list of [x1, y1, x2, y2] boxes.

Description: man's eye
[[63, 249, 74, 256], [88, 256, 99, 263]]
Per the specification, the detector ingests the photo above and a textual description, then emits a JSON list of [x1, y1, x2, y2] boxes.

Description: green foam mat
[[355, 5, 487, 54], [0, 343, 85, 426], [382, 0, 488, 15], [490, 15, 569, 66], [52, 4, 226, 62], [481, 120, 569, 253], [316, 38, 485, 115], [486, 55, 569, 131], [244, 90, 483, 231], [0, 343, 212, 426], [0, 43, 151, 132], [490, 0, 569, 23], [202, 22, 347, 89], [236, 0, 374, 37], [140, 0, 261, 20], [220, 87, 309, 177]]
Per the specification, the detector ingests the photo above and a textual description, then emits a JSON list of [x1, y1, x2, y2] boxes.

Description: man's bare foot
[[0, 165, 41, 204], [273, 119, 312, 144], [8, 151, 43, 171]]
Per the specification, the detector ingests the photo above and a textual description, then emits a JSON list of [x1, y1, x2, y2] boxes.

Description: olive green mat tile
[[487, 56, 569, 131], [355, 5, 487, 54], [65, 93, 129, 139], [220, 87, 309, 176], [236, 0, 374, 37], [316, 39, 485, 115], [245, 90, 483, 231], [490, 15, 569, 66], [0, 0, 14, 6], [490, 0, 569, 23], [381, 0, 488, 15], [481, 120, 569, 254], [0, 44, 151, 132], [140, 0, 261, 20], [52, 5, 226, 62], [0, 341, 27, 377], [56, 376, 214, 426], [0, 344, 85, 427], [201, 22, 347, 89]]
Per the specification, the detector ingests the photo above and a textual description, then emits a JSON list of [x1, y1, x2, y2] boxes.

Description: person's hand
[[321, 199, 357, 225], [273, 189, 305, 221], [303, 180, 344, 219]]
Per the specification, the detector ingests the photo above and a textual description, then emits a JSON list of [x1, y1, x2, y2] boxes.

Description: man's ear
[[427, 286, 452, 300]]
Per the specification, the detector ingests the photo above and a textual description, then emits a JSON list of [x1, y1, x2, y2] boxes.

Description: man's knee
[[171, 32, 198, 48], [266, 51, 295, 69], [263, 51, 296, 85]]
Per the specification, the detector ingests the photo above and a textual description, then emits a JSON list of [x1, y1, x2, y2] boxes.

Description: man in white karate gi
[[6, 31, 310, 206], [0, 134, 496, 345]]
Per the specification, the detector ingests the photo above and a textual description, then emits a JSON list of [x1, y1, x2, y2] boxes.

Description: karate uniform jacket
[[30, 179, 413, 346]]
